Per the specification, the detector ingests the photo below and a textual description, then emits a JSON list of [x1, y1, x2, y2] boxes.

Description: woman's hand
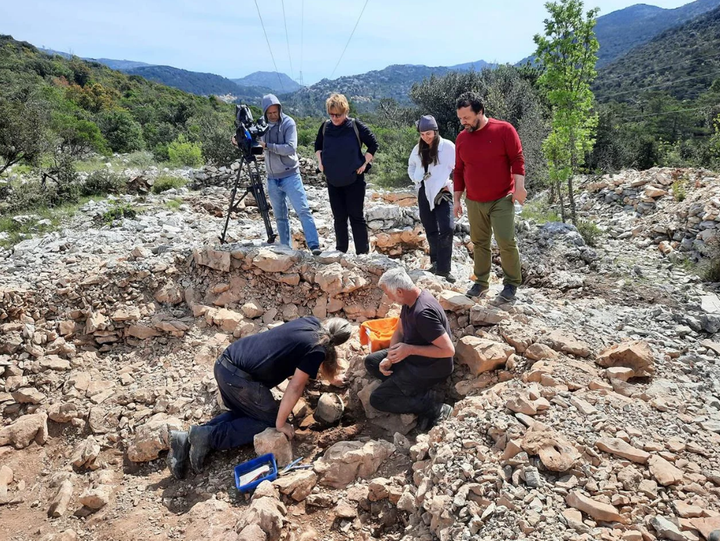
[[356, 162, 368, 174], [276, 423, 295, 440]]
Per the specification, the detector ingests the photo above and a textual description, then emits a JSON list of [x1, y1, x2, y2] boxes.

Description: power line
[[330, 0, 370, 79], [281, 0, 294, 80], [254, 0, 285, 93]]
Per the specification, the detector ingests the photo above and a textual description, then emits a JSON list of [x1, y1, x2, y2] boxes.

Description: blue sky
[[3, 0, 690, 85]]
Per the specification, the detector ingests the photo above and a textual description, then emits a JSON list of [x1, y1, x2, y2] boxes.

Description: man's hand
[[387, 343, 412, 363], [453, 200, 463, 218], [231, 135, 237, 147], [512, 186, 527, 205], [276, 423, 294, 440], [328, 373, 346, 387], [379, 358, 393, 376]]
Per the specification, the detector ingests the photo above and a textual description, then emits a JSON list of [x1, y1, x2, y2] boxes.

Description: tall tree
[[534, 0, 599, 223]]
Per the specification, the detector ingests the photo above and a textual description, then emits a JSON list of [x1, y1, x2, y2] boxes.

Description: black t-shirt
[[399, 290, 453, 378], [224, 317, 326, 388]]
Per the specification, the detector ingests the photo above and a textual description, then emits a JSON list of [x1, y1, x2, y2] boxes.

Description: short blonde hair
[[326, 93, 350, 115]]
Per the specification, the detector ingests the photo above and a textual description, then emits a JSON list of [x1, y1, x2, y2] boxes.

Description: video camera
[[220, 104, 276, 245], [234, 104, 269, 157]]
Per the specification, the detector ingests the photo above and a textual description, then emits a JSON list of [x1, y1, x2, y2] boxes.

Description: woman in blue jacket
[[315, 93, 378, 255]]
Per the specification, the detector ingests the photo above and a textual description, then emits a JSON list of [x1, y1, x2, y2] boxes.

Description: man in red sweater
[[453, 92, 526, 300]]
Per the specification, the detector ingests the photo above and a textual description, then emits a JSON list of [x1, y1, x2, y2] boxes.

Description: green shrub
[[167, 135, 203, 167], [100, 203, 138, 225], [165, 198, 183, 211], [671, 178, 687, 202], [577, 219, 602, 247], [123, 151, 156, 168], [519, 199, 561, 224], [152, 175, 187, 194], [82, 169, 126, 196]]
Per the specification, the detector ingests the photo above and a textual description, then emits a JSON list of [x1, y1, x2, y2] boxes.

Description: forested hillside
[[0, 35, 238, 163]]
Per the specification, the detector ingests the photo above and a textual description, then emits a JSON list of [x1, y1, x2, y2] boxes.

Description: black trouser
[[203, 354, 278, 450], [418, 184, 454, 274], [364, 349, 446, 418], [327, 177, 369, 254]]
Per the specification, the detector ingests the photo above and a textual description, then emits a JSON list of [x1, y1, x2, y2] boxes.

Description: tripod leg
[[219, 156, 246, 244], [250, 162, 277, 244]]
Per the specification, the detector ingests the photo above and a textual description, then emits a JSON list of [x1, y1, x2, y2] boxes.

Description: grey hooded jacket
[[261, 94, 300, 180]]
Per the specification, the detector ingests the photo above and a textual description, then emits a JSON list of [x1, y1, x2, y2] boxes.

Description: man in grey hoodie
[[260, 94, 321, 254]]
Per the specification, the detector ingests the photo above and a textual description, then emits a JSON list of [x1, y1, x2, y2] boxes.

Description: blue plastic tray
[[234, 453, 278, 493]]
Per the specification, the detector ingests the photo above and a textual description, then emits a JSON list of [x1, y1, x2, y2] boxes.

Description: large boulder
[[0, 411, 48, 449], [596, 340, 655, 377], [455, 336, 515, 375], [126, 415, 183, 462], [314, 439, 395, 489]]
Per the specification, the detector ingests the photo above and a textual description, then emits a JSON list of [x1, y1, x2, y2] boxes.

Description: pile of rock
[[578, 167, 720, 262]]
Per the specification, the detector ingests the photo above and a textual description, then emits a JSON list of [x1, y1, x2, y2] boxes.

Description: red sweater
[[454, 118, 526, 202]]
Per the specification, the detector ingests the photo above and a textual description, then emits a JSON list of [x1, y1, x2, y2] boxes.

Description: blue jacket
[[314, 118, 379, 187], [261, 94, 300, 180]]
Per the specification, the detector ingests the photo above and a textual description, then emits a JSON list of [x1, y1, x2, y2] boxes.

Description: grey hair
[[378, 267, 415, 294]]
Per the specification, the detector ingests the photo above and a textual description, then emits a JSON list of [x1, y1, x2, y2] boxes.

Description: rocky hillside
[[0, 165, 719, 541], [594, 0, 720, 67], [594, 4, 720, 102]]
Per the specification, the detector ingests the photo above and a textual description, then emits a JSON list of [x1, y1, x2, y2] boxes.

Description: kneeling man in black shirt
[[365, 267, 455, 430], [168, 316, 352, 479]]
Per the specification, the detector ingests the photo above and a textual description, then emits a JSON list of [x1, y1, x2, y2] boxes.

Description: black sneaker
[[419, 404, 453, 431], [499, 285, 517, 301], [437, 272, 456, 284], [466, 283, 488, 298], [311, 248, 322, 256], [167, 430, 190, 480], [427, 262, 437, 274], [188, 425, 213, 474]]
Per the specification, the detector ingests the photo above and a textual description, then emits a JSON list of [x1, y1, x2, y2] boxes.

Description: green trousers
[[466, 195, 522, 288]]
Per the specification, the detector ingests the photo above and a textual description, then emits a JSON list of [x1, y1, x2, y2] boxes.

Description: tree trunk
[[568, 128, 577, 225], [556, 177, 566, 223]]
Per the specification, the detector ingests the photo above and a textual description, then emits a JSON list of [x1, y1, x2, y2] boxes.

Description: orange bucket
[[359, 317, 400, 352]]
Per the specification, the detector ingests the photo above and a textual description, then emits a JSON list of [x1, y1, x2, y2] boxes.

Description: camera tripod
[[219, 153, 276, 245]]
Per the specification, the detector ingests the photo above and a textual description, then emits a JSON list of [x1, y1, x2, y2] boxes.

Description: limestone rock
[[12, 386, 46, 404], [273, 470, 317, 501], [597, 340, 655, 377], [252, 248, 296, 273], [254, 428, 293, 467], [0, 412, 48, 449], [455, 336, 515, 375], [524, 342, 558, 361], [71, 436, 101, 469], [437, 290, 474, 312], [314, 439, 395, 489], [470, 304, 509, 326], [596, 437, 650, 464], [566, 490, 627, 524], [649, 515, 685, 541], [521, 424, 580, 472], [648, 455, 684, 486], [242, 301, 264, 319], [126, 415, 183, 462], [48, 480, 74, 518], [79, 485, 111, 510], [194, 248, 230, 272]]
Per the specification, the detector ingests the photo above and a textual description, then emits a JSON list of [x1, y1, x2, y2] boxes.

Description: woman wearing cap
[[167, 317, 353, 478], [408, 115, 456, 282]]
